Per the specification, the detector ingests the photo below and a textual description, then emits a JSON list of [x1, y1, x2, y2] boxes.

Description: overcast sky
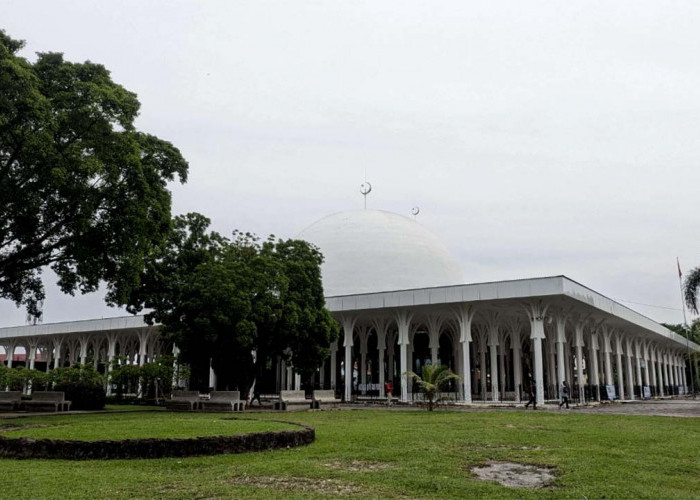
[[1, 1, 699, 328]]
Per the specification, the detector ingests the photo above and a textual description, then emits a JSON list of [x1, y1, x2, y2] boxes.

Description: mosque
[[0, 207, 697, 406]]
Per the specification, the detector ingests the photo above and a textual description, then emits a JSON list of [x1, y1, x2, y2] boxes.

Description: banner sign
[[605, 384, 616, 400], [643, 386, 651, 399]]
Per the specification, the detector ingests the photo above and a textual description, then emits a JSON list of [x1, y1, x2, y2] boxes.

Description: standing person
[[524, 379, 537, 410], [385, 381, 393, 406], [559, 380, 570, 409]]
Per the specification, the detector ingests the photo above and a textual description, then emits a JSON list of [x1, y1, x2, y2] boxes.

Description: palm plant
[[684, 267, 700, 314], [407, 364, 461, 411]]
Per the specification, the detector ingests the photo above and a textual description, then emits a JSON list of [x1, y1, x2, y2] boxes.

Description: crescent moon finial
[[411, 206, 420, 218], [360, 182, 372, 209]]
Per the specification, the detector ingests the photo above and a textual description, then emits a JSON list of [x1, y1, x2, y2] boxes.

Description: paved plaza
[[576, 398, 700, 418]]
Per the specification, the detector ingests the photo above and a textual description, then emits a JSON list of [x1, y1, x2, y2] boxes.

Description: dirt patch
[[323, 459, 393, 472], [471, 462, 555, 489], [236, 475, 364, 496]]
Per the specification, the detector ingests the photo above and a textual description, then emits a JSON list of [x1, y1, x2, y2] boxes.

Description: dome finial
[[360, 181, 372, 210]]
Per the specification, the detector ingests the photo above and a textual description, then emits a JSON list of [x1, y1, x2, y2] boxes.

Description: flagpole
[[677, 258, 695, 396]]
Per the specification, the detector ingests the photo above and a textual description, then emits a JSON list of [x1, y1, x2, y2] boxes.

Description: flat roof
[[0, 275, 697, 351]]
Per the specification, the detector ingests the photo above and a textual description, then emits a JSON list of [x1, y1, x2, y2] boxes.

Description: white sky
[[1, 0, 699, 328]]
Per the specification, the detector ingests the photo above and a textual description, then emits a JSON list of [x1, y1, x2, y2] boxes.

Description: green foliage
[[683, 266, 700, 315], [0, 365, 47, 390], [50, 364, 106, 410], [0, 30, 188, 317], [108, 358, 141, 399], [127, 214, 338, 395], [109, 356, 178, 401], [662, 318, 700, 344], [407, 364, 461, 411]]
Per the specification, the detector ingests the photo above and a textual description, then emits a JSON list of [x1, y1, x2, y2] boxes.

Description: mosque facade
[[1, 209, 697, 405]]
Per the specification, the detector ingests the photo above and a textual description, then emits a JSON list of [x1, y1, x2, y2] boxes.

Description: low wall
[[0, 418, 314, 460]]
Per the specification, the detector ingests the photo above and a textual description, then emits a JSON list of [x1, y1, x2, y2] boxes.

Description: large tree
[[0, 30, 188, 317], [128, 213, 338, 395], [684, 267, 700, 316]]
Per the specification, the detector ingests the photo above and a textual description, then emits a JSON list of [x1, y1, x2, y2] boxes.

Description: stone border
[[0, 417, 314, 460]]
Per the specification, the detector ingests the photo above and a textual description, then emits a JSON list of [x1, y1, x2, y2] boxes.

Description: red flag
[[677, 257, 683, 278]]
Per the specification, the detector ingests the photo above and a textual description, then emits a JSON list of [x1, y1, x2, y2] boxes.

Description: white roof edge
[[0, 315, 153, 339], [325, 275, 699, 351]]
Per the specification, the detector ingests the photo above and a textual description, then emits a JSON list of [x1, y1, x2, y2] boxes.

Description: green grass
[[0, 412, 295, 441], [1, 409, 698, 499]]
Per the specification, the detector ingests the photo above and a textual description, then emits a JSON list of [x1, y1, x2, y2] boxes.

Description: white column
[[330, 341, 337, 390], [555, 317, 566, 401], [341, 316, 356, 401], [387, 343, 395, 382], [106, 334, 117, 396], [5, 343, 15, 368], [462, 339, 472, 403], [574, 323, 585, 405], [589, 336, 600, 401], [547, 339, 557, 390], [657, 349, 665, 396], [643, 348, 651, 393], [603, 339, 613, 387], [53, 338, 63, 369], [498, 343, 506, 400], [526, 302, 549, 406], [28, 343, 37, 371], [681, 358, 688, 390], [625, 348, 634, 400], [635, 341, 643, 398], [373, 319, 389, 399], [378, 347, 385, 398], [79, 336, 89, 365], [615, 347, 625, 401], [479, 343, 487, 399], [396, 311, 413, 403], [649, 349, 657, 395], [360, 348, 367, 394], [488, 322, 499, 402]]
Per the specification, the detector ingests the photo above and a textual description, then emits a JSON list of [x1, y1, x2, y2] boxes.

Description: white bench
[[165, 390, 201, 411], [21, 391, 71, 412], [200, 391, 245, 412], [0, 391, 22, 411], [275, 390, 310, 411], [312, 390, 341, 409]]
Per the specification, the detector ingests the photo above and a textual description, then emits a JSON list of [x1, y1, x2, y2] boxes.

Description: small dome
[[298, 209, 463, 296]]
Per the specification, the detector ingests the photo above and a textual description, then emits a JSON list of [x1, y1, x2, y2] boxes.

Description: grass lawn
[[0, 412, 294, 441], [1, 409, 698, 499]]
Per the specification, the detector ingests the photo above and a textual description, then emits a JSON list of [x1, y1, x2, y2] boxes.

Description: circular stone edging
[[0, 417, 314, 460]]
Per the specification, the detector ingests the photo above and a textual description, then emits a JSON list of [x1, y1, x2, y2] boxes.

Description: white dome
[[298, 209, 463, 296]]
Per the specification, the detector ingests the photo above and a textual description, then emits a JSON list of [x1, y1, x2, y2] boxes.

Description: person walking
[[559, 380, 570, 409], [524, 380, 537, 410], [385, 381, 393, 406]]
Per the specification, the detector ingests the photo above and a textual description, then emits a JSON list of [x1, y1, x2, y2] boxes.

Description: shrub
[[49, 364, 106, 410]]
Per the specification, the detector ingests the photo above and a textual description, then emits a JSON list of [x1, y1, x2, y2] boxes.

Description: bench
[[275, 390, 310, 411], [312, 390, 341, 409], [21, 391, 71, 412], [0, 391, 22, 411], [200, 391, 245, 412], [165, 390, 201, 411]]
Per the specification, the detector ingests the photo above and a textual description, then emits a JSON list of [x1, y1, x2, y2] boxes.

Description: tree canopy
[[127, 213, 338, 395], [683, 266, 700, 316], [0, 30, 188, 317]]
